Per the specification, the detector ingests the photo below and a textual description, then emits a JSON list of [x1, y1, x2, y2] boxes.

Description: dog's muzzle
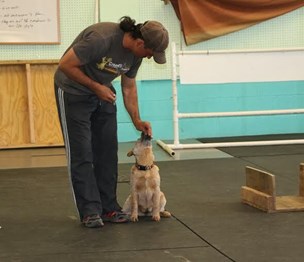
[[140, 132, 152, 146]]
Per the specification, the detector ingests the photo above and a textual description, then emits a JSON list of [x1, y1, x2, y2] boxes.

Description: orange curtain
[[169, 0, 304, 45]]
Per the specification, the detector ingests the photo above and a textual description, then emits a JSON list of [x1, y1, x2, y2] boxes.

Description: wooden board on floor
[[241, 186, 275, 212], [275, 196, 304, 212], [241, 164, 304, 213]]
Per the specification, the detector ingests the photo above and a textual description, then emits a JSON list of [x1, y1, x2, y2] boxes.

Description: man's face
[[133, 39, 153, 59]]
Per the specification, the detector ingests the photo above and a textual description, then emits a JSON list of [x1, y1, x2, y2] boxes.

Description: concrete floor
[[1, 138, 304, 261]]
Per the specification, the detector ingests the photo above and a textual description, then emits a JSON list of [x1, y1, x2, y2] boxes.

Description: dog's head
[[127, 132, 154, 165]]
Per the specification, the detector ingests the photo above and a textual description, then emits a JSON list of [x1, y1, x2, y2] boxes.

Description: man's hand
[[92, 82, 116, 104], [134, 120, 152, 137]]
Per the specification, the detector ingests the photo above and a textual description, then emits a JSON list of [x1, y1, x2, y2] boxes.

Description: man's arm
[[121, 74, 152, 136], [58, 48, 116, 103]]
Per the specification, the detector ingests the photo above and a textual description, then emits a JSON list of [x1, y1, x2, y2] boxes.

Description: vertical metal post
[[95, 0, 100, 23], [171, 42, 180, 146]]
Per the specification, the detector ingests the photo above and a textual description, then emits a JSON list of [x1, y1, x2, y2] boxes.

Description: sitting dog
[[122, 132, 171, 222]]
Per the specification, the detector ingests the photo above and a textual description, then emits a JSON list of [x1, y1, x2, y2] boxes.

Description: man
[[54, 16, 169, 228]]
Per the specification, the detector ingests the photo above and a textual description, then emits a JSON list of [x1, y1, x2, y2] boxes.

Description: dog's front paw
[[130, 215, 138, 222], [152, 215, 160, 222], [160, 211, 171, 218]]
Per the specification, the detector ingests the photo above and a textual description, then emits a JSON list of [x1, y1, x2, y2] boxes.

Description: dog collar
[[135, 163, 154, 171]]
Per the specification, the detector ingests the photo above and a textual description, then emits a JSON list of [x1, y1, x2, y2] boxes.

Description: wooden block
[[245, 166, 276, 196], [275, 196, 304, 212], [241, 186, 275, 212]]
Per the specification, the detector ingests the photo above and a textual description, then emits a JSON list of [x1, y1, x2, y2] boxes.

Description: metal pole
[[178, 109, 304, 118], [171, 42, 180, 146], [95, 0, 100, 23], [179, 47, 304, 56]]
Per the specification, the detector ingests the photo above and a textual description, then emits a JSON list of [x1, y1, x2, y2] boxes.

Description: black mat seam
[[230, 155, 275, 171], [172, 214, 237, 262], [0, 246, 210, 259], [222, 152, 304, 158], [236, 154, 303, 171], [231, 156, 299, 185]]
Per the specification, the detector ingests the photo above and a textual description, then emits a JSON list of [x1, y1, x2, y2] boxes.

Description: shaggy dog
[[122, 133, 171, 222]]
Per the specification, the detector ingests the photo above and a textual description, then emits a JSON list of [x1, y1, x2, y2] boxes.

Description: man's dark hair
[[119, 16, 143, 40]]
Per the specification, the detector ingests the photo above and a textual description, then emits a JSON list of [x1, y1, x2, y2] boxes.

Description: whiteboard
[[0, 0, 60, 44], [179, 50, 304, 84]]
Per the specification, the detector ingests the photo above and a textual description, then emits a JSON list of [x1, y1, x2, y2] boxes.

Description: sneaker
[[82, 214, 104, 228], [102, 211, 129, 223]]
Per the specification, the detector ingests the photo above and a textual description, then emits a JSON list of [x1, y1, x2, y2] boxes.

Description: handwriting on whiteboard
[[0, 0, 59, 43], [0, 1, 52, 30]]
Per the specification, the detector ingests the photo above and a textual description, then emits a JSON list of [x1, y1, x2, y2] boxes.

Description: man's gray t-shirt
[[54, 22, 142, 95]]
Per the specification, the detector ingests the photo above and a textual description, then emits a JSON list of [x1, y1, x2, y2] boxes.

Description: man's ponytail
[[119, 16, 143, 39]]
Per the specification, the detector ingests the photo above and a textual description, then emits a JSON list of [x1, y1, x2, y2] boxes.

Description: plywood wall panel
[[0, 65, 30, 146], [0, 61, 63, 148], [31, 64, 63, 145]]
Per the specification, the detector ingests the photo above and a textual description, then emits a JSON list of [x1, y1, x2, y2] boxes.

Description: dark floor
[[1, 137, 304, 262]]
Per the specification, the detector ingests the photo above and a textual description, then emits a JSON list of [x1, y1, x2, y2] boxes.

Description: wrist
[[133, 119, 141, 127], [89, 80, 99, 91]]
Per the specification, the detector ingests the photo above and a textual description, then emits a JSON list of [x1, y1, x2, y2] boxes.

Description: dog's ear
[[127, 150, 134, 157]]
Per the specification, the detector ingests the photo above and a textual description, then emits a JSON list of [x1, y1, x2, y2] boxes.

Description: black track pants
[[54, 85, 121, 220]]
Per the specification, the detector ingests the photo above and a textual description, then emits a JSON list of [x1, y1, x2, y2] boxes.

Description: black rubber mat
[[158, 157, 304, 262], [0, 165, 230, 262], [1, 151, 304, 261]]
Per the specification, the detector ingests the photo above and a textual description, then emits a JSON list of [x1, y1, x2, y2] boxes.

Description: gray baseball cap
[[140, 21, 169, 64]]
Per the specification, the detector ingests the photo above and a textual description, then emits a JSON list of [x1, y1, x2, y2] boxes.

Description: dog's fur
[[122, 133, 171, 222]]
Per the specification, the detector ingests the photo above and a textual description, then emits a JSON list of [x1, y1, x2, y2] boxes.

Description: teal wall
[[1, 0, 303, 142], [115, 80, 304, 142]]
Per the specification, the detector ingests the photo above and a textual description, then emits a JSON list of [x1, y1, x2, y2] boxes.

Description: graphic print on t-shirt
[[96, 57, 130, 75]]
